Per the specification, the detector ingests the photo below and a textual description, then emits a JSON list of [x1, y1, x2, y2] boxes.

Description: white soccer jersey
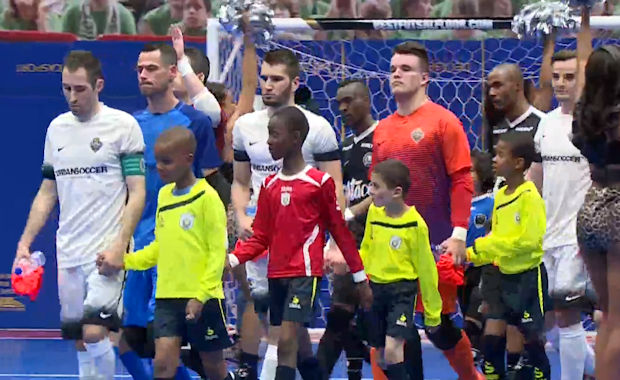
[[232, 106, 340, 201], [43, 104, 145, 269], [534, 107, 591, 250]]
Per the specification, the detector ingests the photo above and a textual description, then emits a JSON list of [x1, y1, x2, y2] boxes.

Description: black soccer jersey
[[489, 106, 545, 162], [342, 124, 376, 207]]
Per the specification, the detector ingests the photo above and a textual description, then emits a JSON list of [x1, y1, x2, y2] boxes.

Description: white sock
[[260, 344, 278, 380], [559, 323, 587, 380], [546, 325, 560, 351], [77, 351, 96, 379], [584, 340, 595, 376], [85, 337, 115, 380]]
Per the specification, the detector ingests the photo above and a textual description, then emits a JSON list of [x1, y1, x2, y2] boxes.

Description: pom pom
[[219, 0, 275, 48], [512, 1, 578, 39]]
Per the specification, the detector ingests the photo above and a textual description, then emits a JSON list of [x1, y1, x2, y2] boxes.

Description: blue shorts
[[123, 268, 157, 327]]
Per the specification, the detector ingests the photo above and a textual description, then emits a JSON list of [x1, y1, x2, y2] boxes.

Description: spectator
[[270, 0, 299, 17], [391, 0, 431, 18], [120, 0, 162, 25], [137, 0, 181, 35], [173, 0, 210, 36], [315, 0, 359, 40], [451, 0, 486, 40], [1, 0, 62, 31], [61, 0, 136, 39], [299, 0, 330, 17], [356, 0, 391, 39]]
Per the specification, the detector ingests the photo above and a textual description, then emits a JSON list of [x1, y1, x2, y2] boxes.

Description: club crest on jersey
[[474, 214, 487, 228], [281, 192, 291, 206], [390, 236, 402, 250], [363, 152, 373, 167], [411, 128, 424, 143], [180, 212, 195, 230], [90, 137, 103, 152]]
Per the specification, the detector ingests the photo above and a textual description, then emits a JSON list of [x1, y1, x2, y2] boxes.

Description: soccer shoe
[[369, 347, 388, 380], [233, 363, 257, 380]]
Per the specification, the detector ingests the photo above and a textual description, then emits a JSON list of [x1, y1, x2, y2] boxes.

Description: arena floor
[[0, 329, 590, 380]]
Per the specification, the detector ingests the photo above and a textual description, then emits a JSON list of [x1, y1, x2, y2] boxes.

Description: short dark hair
[[185, 48, 210, 83], [141, 43, 177, 66], [271, 106, 309, 143], [498, 132, 537, 171], [63, 50, 103, 87], [206, 82, 227, 105], [471, 150, 495, 193], [338, 78, 370, 98], [551, 49, 577, 64], [393, 41, 429, 73], [372, 159, 411, 195], [264, 49, 300, 79]]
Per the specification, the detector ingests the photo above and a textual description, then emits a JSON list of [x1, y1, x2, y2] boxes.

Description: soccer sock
[[260, 344, 278, 380], [506, 352, 521, 371], [316, 324, 344, 379], [442, 331, 480, 379], [275, 365, 296, 380], [116, 348, 152, 380], [343, 332, 366, 380], [559, 323, 587, 380], [584, 340, 595, 376], [77, 350, 96, 378], [238, 351, 259, 379], [84, 337, 115, 380], [174, 365, 192, 380], [546, 325, 560, 351], [385, 362, 408, 380], [482, 335, 506, 377], [464, 319, 483, 351], [297, 356, 321, 380], [524, 341, 551, 380], [370, 347, 388, 380], [404, 334, 424, 380]]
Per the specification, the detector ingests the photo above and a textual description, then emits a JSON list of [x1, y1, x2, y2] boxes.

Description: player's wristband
[[451, 227, 467, 242], [344, 208, 355, 222], [121, 153, 145, 176], [41, 163, 55, 180], [177, 56, 194, 77]]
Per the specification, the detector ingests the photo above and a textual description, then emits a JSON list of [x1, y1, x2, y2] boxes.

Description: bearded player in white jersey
[[231, 48, 344, 380], [530, 18, 597, 380], [13, 51, 146, 380]]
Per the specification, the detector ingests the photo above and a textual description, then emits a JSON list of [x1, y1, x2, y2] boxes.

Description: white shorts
[[543, 244, 592, 304], [58, 261, 124, 323], [245, 255, 268, 298]]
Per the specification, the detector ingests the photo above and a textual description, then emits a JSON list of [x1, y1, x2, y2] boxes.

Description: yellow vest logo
[[292, 296, 300, 305], [207, 327, 214, 336]]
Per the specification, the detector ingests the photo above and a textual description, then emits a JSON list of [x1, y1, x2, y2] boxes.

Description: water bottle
[[245, 198, 257, 218], [15, 251, 46, 276]]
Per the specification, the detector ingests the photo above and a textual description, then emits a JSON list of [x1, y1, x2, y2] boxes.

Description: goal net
[[212, 25, 597, 330]]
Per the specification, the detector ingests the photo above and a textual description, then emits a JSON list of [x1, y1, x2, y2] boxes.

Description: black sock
[[506, 352, 520, 371], [482, 335, 506, 377], [342, 322, 367, 380], [224, 373, 235, 380], [316, 325, 344, 379], [236, 351, 259, 379], [275, 365, 297, 380], [524, 341, 551, 380], [385, 362, 408, 380], [297, 356, 322, 380], [464, 320, 483, 351], [404, 334, 424, 380]]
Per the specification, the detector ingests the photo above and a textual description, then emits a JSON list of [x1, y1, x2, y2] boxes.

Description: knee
[[326, 307, 354, 332], [82, 325, 106, 344], [153, 355, 176, 377], [383, 339, 404, 364]]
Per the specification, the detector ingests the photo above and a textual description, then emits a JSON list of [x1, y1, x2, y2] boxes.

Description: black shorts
[[366, 280, 419, 347], [331, 273, 360, 306], [269, 277, 320, 327], [458, 266, 483, 320], [154, 298, 233, 352], [486, 265, 548, 339], [480, 264, 503, 317]]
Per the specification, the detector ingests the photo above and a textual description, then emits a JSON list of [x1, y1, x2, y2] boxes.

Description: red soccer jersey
[[230, 166, 366, 280], [371, 101, 473, 245]]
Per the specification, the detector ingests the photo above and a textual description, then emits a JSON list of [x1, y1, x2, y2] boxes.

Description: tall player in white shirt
[[232, 49, 343, 380], [530, 24, 596, 380], [13, 51, 146, 380]]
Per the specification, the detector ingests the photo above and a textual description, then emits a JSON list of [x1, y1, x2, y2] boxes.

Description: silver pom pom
[[218, 0, 274, 48], [512, 1, 578, 39], [563, 0, 604, 9]]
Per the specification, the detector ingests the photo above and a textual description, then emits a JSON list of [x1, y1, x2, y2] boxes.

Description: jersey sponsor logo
[[55, 165, 108, 177], [493, 128, 508, 134], [204, 327, 219, 341], [251, 163, 281, 172], [541, 155, 582, 163], [474, 214, 487, 228], [360, 143, 373, 149], [289, 295, 301, 309], [390, 236, 402, 250], [411, 128, 425, 143], [515, 126, 534, 132], [90, 137, 103, 152], [362, 152, 372, 167], [396, 313, 407, 327], [344, 179, 370, 203], [180, 212, 195, 230], [521, 310, 533, 323], [281, 192, 291, 206]]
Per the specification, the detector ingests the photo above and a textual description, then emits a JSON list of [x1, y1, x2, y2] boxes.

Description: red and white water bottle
[[14, 251, 46, 275], [12, 251, 46, 301]]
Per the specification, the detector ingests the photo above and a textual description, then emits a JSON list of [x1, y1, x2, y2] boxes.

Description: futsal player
[[371, 41, 483, 379], [14, 50, 146, 380]]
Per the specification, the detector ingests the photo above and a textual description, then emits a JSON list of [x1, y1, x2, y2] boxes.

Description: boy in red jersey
[[371, 41, 482, 379], [229, 106, 373, 380]]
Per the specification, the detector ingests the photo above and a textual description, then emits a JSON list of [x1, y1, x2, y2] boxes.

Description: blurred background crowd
[[2, 0, 618, 40]]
